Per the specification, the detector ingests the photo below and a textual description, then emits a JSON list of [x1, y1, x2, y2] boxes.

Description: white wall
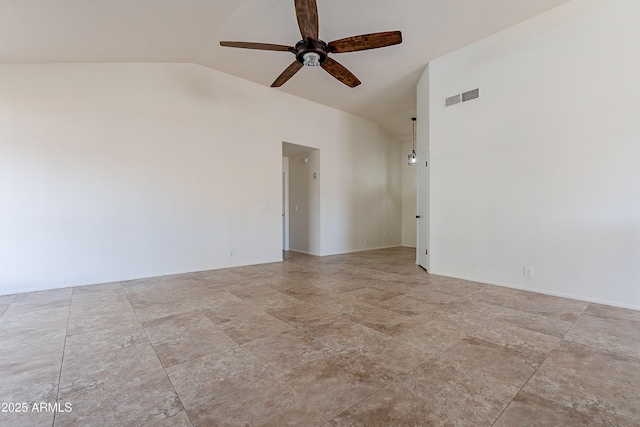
[[276, 97, 402, 255], [421, 0, 640, 309], [401, 142, 417, 247], [0, 63, 401, 294]]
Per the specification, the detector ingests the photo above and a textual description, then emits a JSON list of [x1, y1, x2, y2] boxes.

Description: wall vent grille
[[445, 94, 461, 107], [462, 88, 480, 102], [445, 88, 480, 107]]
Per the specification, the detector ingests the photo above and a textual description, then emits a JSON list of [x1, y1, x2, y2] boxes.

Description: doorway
[[282, 142, 320, 255], [282, 168, 289, 251]]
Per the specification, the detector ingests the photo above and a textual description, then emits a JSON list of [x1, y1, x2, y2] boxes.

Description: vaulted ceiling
[[0, 0, 572, 142]]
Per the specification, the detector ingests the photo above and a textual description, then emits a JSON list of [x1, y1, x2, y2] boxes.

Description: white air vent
[[445, 94, 461, 107], [445, 88, 480, 107]]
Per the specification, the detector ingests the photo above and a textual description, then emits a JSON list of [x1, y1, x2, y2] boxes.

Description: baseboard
[[321, 245, 404, 256], [287, 249, 320, 256], [1, 282, 75, 297], [428, 270, 640, 312], [1, 257, 284, 296]]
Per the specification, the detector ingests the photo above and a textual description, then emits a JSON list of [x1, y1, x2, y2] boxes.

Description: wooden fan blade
[[294, 0, 319, 41], [328, 31, 402, 53], [321, 58, 361, 88], [272, 61, 304, 87], [220, 41, 294, 52]]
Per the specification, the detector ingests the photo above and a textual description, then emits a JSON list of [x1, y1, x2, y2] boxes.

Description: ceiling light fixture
[[302, 52, 321, 67], [408, 117, 417, 166]]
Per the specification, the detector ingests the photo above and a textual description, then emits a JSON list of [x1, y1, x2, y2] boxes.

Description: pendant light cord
[[412, 117, 416, 152]]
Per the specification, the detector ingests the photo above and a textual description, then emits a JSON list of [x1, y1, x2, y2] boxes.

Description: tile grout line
[[52, 288, 74, 427], [562, 301, 589, 340], [331, 337, 468, 425], [319, 326, 463, 421], [213, 290, 332, 425], [225, 282, 404, 425], [122, 284, 197, 427], [144, 300, 329, 426], [0, 294, 18, 317], [277, 282, 390, 423], [236, 340, 331, 426], [489, 302, 591, 426], [394, 373, 472, 427], [325, 378, 402, 424], [260, 272, 467, 423], [552, 302, 640, 374], [488, 338, 563, 426]]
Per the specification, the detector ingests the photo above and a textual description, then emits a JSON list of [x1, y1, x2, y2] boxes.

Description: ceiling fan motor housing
[[295, 39, 329, 66]]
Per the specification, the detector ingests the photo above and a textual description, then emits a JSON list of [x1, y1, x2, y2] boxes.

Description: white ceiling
[[0, 0, 572, 143]]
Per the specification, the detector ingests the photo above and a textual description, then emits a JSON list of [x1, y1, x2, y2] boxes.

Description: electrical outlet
[[364, 238, 368, 245], [524, 266, 534, 278], [229, 250, 235, 257]]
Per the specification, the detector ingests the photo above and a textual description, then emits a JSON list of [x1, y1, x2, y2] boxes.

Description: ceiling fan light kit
[[302, 52, 321, 67], [220, 0, 402, 88]]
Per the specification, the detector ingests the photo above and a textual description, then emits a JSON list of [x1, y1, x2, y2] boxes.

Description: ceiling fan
[[219, 0, 402, 88]]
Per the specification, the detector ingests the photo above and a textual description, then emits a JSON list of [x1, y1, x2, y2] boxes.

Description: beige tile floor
[[1, 247, 639, 426]]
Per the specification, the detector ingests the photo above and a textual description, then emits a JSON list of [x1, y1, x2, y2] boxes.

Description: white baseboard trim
[[1, 257, 285, 296], [287, 249, 320, 256], [321, 245, 404, 256], [428, 270, 640, 311]]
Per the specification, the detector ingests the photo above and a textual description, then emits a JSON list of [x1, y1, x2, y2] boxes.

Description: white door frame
[[282, 158, 290, 251], [416, 151, 429, 270]]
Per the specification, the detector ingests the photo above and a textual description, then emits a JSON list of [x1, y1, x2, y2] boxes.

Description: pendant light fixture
[[408, 117, 417, 166]]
